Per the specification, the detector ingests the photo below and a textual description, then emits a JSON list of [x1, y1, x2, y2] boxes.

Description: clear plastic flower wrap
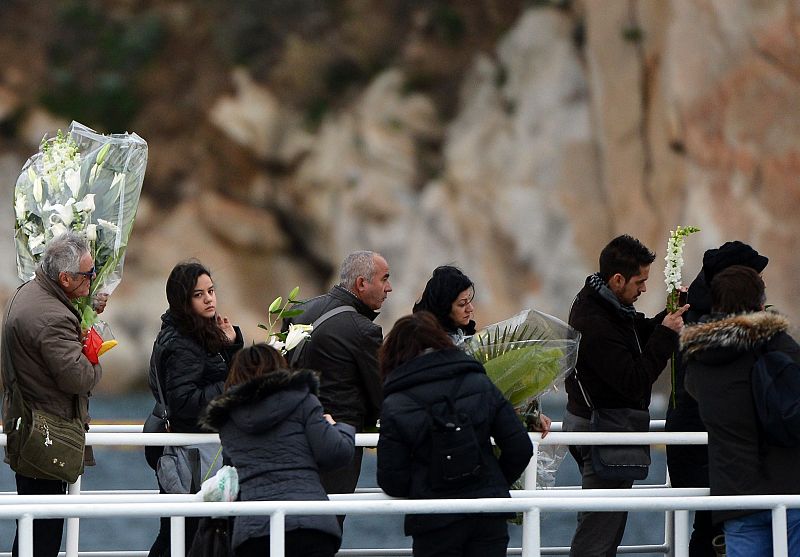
[[14, 121, 148, 332], [466, 309, 581, 490]]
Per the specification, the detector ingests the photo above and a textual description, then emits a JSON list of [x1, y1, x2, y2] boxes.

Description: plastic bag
[[200, 465, 239, 502]]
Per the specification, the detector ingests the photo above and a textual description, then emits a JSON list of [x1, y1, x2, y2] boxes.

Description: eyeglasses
[[72, 267, 96, 280]]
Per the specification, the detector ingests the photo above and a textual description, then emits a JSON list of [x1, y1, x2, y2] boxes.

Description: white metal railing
[[1, 424, 790, 557]]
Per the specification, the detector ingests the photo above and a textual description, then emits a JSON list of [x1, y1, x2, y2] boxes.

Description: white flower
[[97, 218, 120, 235], [46, 198, 76, 227], [85, 224, 97, 241], [267, 336, 286, 353], [65, 168, 81, 197], [32, 176, 43, 204], [75, 194, 95, 213], [14, 194, 27, 221], [50, 222, 68, 238], [28, 234, 45, 252], [111, 172, 125, 189], [284, 323, 313, 352]]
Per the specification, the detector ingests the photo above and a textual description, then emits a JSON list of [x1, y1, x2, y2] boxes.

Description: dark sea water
[[0, 394, 667, 555]]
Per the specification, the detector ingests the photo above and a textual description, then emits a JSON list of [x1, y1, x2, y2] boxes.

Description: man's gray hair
[[42, 232, 90, 281], [339, 250, 377, 290]]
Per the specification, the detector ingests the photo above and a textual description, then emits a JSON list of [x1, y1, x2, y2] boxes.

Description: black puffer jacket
[[201, 369, 355, 550], [377, 349, 533, 535], [683, 311, 800, 524], [286, 286, 383, 429], [565, 280, 677, 418], [148, 311, 243, 433]]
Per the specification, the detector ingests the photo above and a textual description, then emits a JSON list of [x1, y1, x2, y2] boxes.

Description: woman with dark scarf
[[413, 265, 476, 347]]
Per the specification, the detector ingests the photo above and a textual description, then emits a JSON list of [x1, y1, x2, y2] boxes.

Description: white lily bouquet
[[259, 286, 312, 355], [14, 121, 148, 353]]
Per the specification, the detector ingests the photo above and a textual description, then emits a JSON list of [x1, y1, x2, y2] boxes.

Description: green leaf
[[268, 296, 282, 313], [257, 323, 269, 330], [288, 286, 300, 301], [95, 143, 111, 165], [280, 308, 304, 318]]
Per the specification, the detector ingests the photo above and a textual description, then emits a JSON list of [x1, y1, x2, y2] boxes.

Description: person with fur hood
[[201, 343, 355, 557], [682, 265, 800, 557]]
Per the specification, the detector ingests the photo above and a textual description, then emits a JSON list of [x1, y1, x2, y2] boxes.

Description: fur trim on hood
[[200, 368, 319, 431], [680, 311, 789, 357]]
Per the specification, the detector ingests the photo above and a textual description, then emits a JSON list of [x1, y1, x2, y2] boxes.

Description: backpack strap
[[288, 305, 357, 366]]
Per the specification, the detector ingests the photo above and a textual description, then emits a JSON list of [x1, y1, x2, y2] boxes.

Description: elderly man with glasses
[[1, 232, 104, 557]]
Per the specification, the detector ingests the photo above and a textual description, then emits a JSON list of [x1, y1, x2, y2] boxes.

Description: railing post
[[772, 505, 788, 557], [18, 513, 34, 557], [170, 516, 186, 557], [521, 441, 540, 557], [65, 477, 81, 557], [270, 510, 286, 557], [673, 510, 690, 557]]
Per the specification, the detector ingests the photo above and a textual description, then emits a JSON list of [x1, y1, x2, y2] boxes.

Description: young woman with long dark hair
[[147, 260, 243, 557]]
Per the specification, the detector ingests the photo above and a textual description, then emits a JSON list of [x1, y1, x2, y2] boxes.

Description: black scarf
[[586, 273, 638, 319]]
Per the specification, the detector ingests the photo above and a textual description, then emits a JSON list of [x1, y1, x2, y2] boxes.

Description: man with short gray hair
[[286, 250, 392, 500], [2, 232, 103, 557]]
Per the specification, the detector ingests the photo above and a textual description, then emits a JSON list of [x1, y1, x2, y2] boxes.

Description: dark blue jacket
[[377, 349, 532, 535], [202, 369, 355, 549]]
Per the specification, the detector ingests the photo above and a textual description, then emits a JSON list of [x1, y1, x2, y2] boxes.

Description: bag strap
[[288, 305, 357, 366], [152, 350, 170, 422]]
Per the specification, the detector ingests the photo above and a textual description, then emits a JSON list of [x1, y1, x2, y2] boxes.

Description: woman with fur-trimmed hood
[[682, 266, 800, 557], [201, 344, 355, 557]]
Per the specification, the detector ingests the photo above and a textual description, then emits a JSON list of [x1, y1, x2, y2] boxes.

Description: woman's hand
[[323, 414, 336, 425], [534, 412, 552, 439], [216, 314, 236, 342]]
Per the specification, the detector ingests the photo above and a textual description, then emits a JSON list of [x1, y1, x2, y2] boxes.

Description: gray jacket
[[201, 369, 355, 549]]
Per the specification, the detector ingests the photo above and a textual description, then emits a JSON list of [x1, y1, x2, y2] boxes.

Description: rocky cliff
[[0, 0, 798, 392]]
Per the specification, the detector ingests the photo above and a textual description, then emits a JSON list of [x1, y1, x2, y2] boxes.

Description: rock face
[[0, 1, 798, 393]]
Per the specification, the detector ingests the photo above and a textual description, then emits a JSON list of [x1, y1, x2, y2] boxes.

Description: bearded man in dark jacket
[[286, 250, 392, 499], [563, 234, 688, 557]]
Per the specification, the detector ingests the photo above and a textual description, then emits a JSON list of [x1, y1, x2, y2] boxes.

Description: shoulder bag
[[574, 369, 651, 481], [143, 350, 171, 470]]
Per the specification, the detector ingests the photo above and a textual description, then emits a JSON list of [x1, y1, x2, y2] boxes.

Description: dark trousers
[[235, 529, 340, 557], [12, 474, 67, 557], [147, 480, 200, 557], [412, 516, 509, 557], [564, 411, 633, 557], [320, 446, 363, 527], [666, 410, 723, 557]]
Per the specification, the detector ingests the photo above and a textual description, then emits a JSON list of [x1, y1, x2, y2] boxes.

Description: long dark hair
[[412, 265, 474, 333], [225, 343, 287, 391], [165, 260, 230, 353], [379, 311, 454, 379]]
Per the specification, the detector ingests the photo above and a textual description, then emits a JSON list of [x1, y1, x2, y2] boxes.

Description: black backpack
[[407, 374, 484, 490], [751, 347, 800, 447]]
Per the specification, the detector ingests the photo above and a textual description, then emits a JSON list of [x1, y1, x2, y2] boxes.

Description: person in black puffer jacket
[[201, 344, 355, 557], [147, 261, 243, 557], [683, 266, 800, 557], [377, 312, 533, 557]]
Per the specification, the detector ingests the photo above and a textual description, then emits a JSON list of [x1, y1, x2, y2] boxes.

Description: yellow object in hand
[[97, 340, 118, 357]]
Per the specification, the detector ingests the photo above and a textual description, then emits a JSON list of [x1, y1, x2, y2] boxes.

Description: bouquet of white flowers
[[13, 121, 148, 350]]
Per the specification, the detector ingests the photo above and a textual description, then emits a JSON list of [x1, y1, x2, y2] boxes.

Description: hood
[[201, 368, 320, 433], [680, 311, 789, 364], [383, 348, 484, 396]]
